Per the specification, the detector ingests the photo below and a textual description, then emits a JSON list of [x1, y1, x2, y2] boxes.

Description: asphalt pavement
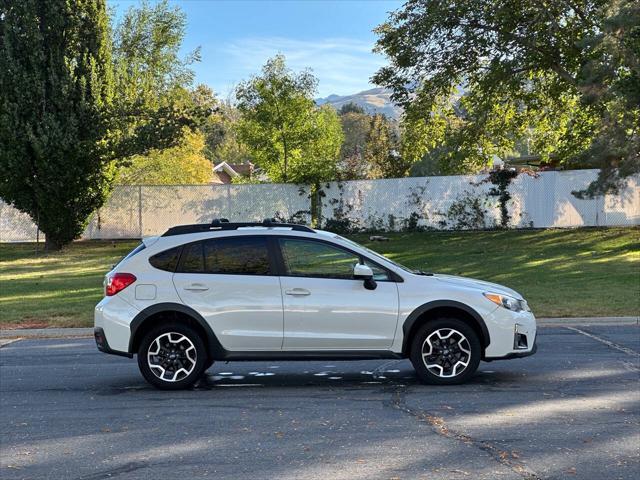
[[0, 325, 638, 480]]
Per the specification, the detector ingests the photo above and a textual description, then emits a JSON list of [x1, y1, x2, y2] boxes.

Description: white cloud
[[201, 36, 387, 98]]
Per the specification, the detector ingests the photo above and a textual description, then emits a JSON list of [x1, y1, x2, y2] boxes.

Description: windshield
[[333, 235, 417, 274]]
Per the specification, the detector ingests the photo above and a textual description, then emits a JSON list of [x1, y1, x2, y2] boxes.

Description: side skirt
[[214, 350, 405, 362]]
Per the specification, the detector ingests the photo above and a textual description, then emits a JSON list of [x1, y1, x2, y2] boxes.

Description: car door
[[277, 237, 399, 350], [172, 235, 283, 351]]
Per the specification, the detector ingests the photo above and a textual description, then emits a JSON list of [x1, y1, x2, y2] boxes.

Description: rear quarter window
[[149, 246, 182, 272]]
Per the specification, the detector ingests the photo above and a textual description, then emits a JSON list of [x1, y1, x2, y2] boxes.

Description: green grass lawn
[[0, 228, 638, 328]]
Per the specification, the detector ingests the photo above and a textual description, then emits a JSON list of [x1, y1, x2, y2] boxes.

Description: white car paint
[[280, 275, 399, 350], [95, 225, 537, 363], [173, 271, 283, 350]]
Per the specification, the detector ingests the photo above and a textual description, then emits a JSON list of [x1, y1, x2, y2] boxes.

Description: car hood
[[433, 274, 522, 299]]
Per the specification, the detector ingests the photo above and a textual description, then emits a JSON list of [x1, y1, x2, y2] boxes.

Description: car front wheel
[[137, 323, 207, 390], [410, 318, 481, 385]]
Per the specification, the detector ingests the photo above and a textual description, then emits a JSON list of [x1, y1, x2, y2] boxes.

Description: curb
[[538, 316, 639, 327], [0, 327, 93, 339], [0, 317, 637, 340]]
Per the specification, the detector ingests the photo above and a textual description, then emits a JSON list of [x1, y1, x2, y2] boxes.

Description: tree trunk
[[282, 135, 289, 182], [44, 236, 63, 252]]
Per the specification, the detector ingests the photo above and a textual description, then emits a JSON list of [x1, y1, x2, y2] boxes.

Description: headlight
[[484, 292, 529, 312]]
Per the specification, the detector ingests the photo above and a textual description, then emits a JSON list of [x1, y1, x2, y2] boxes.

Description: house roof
[[212, 161, 240, 178], [212, 161, 254, 177]]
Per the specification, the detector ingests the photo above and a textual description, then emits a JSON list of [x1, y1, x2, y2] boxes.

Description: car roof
[[161, 219, 315, 237]]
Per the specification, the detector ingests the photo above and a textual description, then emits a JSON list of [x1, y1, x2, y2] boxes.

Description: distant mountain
[[316, 87, 402, 120]]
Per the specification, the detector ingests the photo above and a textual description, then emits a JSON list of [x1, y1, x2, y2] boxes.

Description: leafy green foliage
[[374, 0, 639, 191], [366, 114, 406, 178], [571, 0, 640, 196], [0, 0, 206, 249], [442, 194, 489, 230], [115, 131, 212, 185], [486, 169, 519, 228], [339, 102, 366, 115], [235, 55, 343, 184], [0, 0, 116, 250], [338, 110, 371, 179], [109, 0, 209, 161]]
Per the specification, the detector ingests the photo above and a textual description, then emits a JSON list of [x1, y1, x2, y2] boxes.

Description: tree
[[571, 0, 640, 196], [0, 0, 115, 250], [110, 0, 207, 161], [235, 55, 343, 183], [374, 0, 639, 194], [296, 105, 344, 183], [339, 102, 366, 115], [339, 111, 371, 180], [0, 0, 205, 249], [366, 114, 406, 178], [201, 95, 254, 166], [115, 131, 212, 185]]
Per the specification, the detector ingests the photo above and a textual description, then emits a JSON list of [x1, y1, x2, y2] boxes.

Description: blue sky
[[109, 0, 403, 98]]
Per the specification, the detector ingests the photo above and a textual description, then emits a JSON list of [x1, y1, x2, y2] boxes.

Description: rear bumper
[[94, 327, 133, 358]]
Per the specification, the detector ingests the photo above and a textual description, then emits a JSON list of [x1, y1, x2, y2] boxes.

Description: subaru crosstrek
[[94, 219, 537, 389]]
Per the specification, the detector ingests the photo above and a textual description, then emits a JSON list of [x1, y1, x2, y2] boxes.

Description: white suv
[[94, 219, 537, 389]]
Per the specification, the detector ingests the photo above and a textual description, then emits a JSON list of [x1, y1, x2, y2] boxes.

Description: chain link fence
[[1, 183, 312, 242], [1, 170, 638, 242]]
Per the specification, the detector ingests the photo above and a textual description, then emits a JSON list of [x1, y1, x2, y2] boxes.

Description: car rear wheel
[[137, 323, 207, 390], [410, 318, 481, 385]]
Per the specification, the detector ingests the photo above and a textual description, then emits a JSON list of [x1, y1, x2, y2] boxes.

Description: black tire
[[203, 357, 215, 372], [410, 318, 481, 385], [137, 322, 207, 390]]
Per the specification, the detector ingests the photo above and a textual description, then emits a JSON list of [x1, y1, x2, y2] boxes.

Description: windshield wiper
[[415, 270, 434, 276]]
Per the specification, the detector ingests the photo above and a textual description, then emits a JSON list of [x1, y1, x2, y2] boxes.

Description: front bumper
[[484, 334, 537, 361], [482, 307, 537, 359], [94, 327, 133, 358]]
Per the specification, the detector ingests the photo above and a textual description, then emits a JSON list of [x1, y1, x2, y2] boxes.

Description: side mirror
[[353, 264, 377, 290]]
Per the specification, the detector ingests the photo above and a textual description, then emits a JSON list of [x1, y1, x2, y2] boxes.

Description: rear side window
[[149, 246, 182, 272], [204, 237, 271, 275], [179, 242, 205, 273], [176, 237, 271, 275]]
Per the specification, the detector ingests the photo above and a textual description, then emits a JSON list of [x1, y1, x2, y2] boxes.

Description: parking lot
[[1, 325, 638, 480]]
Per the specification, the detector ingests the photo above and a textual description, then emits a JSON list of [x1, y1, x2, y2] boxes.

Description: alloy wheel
[[421, 328, 471, 378], [147, 332, 197, 382]]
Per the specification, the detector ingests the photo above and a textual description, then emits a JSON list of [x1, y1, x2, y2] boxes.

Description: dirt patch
[[0, 320, 50, 330]]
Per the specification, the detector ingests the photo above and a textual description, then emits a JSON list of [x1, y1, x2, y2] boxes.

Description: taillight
[[106, 273, 136, 296]]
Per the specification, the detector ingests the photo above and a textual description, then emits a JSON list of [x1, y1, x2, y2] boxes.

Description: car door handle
[[285, 288, 310, 296], [184, 284, 209, 292]]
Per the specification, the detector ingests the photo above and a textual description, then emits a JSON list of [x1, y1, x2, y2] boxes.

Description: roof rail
[[161, 218, 315, 237]]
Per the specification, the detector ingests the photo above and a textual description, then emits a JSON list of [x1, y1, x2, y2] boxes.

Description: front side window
[[363, 258, 390, 281], [335, 234, 414, 274], [279, 238, 360, 279]]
